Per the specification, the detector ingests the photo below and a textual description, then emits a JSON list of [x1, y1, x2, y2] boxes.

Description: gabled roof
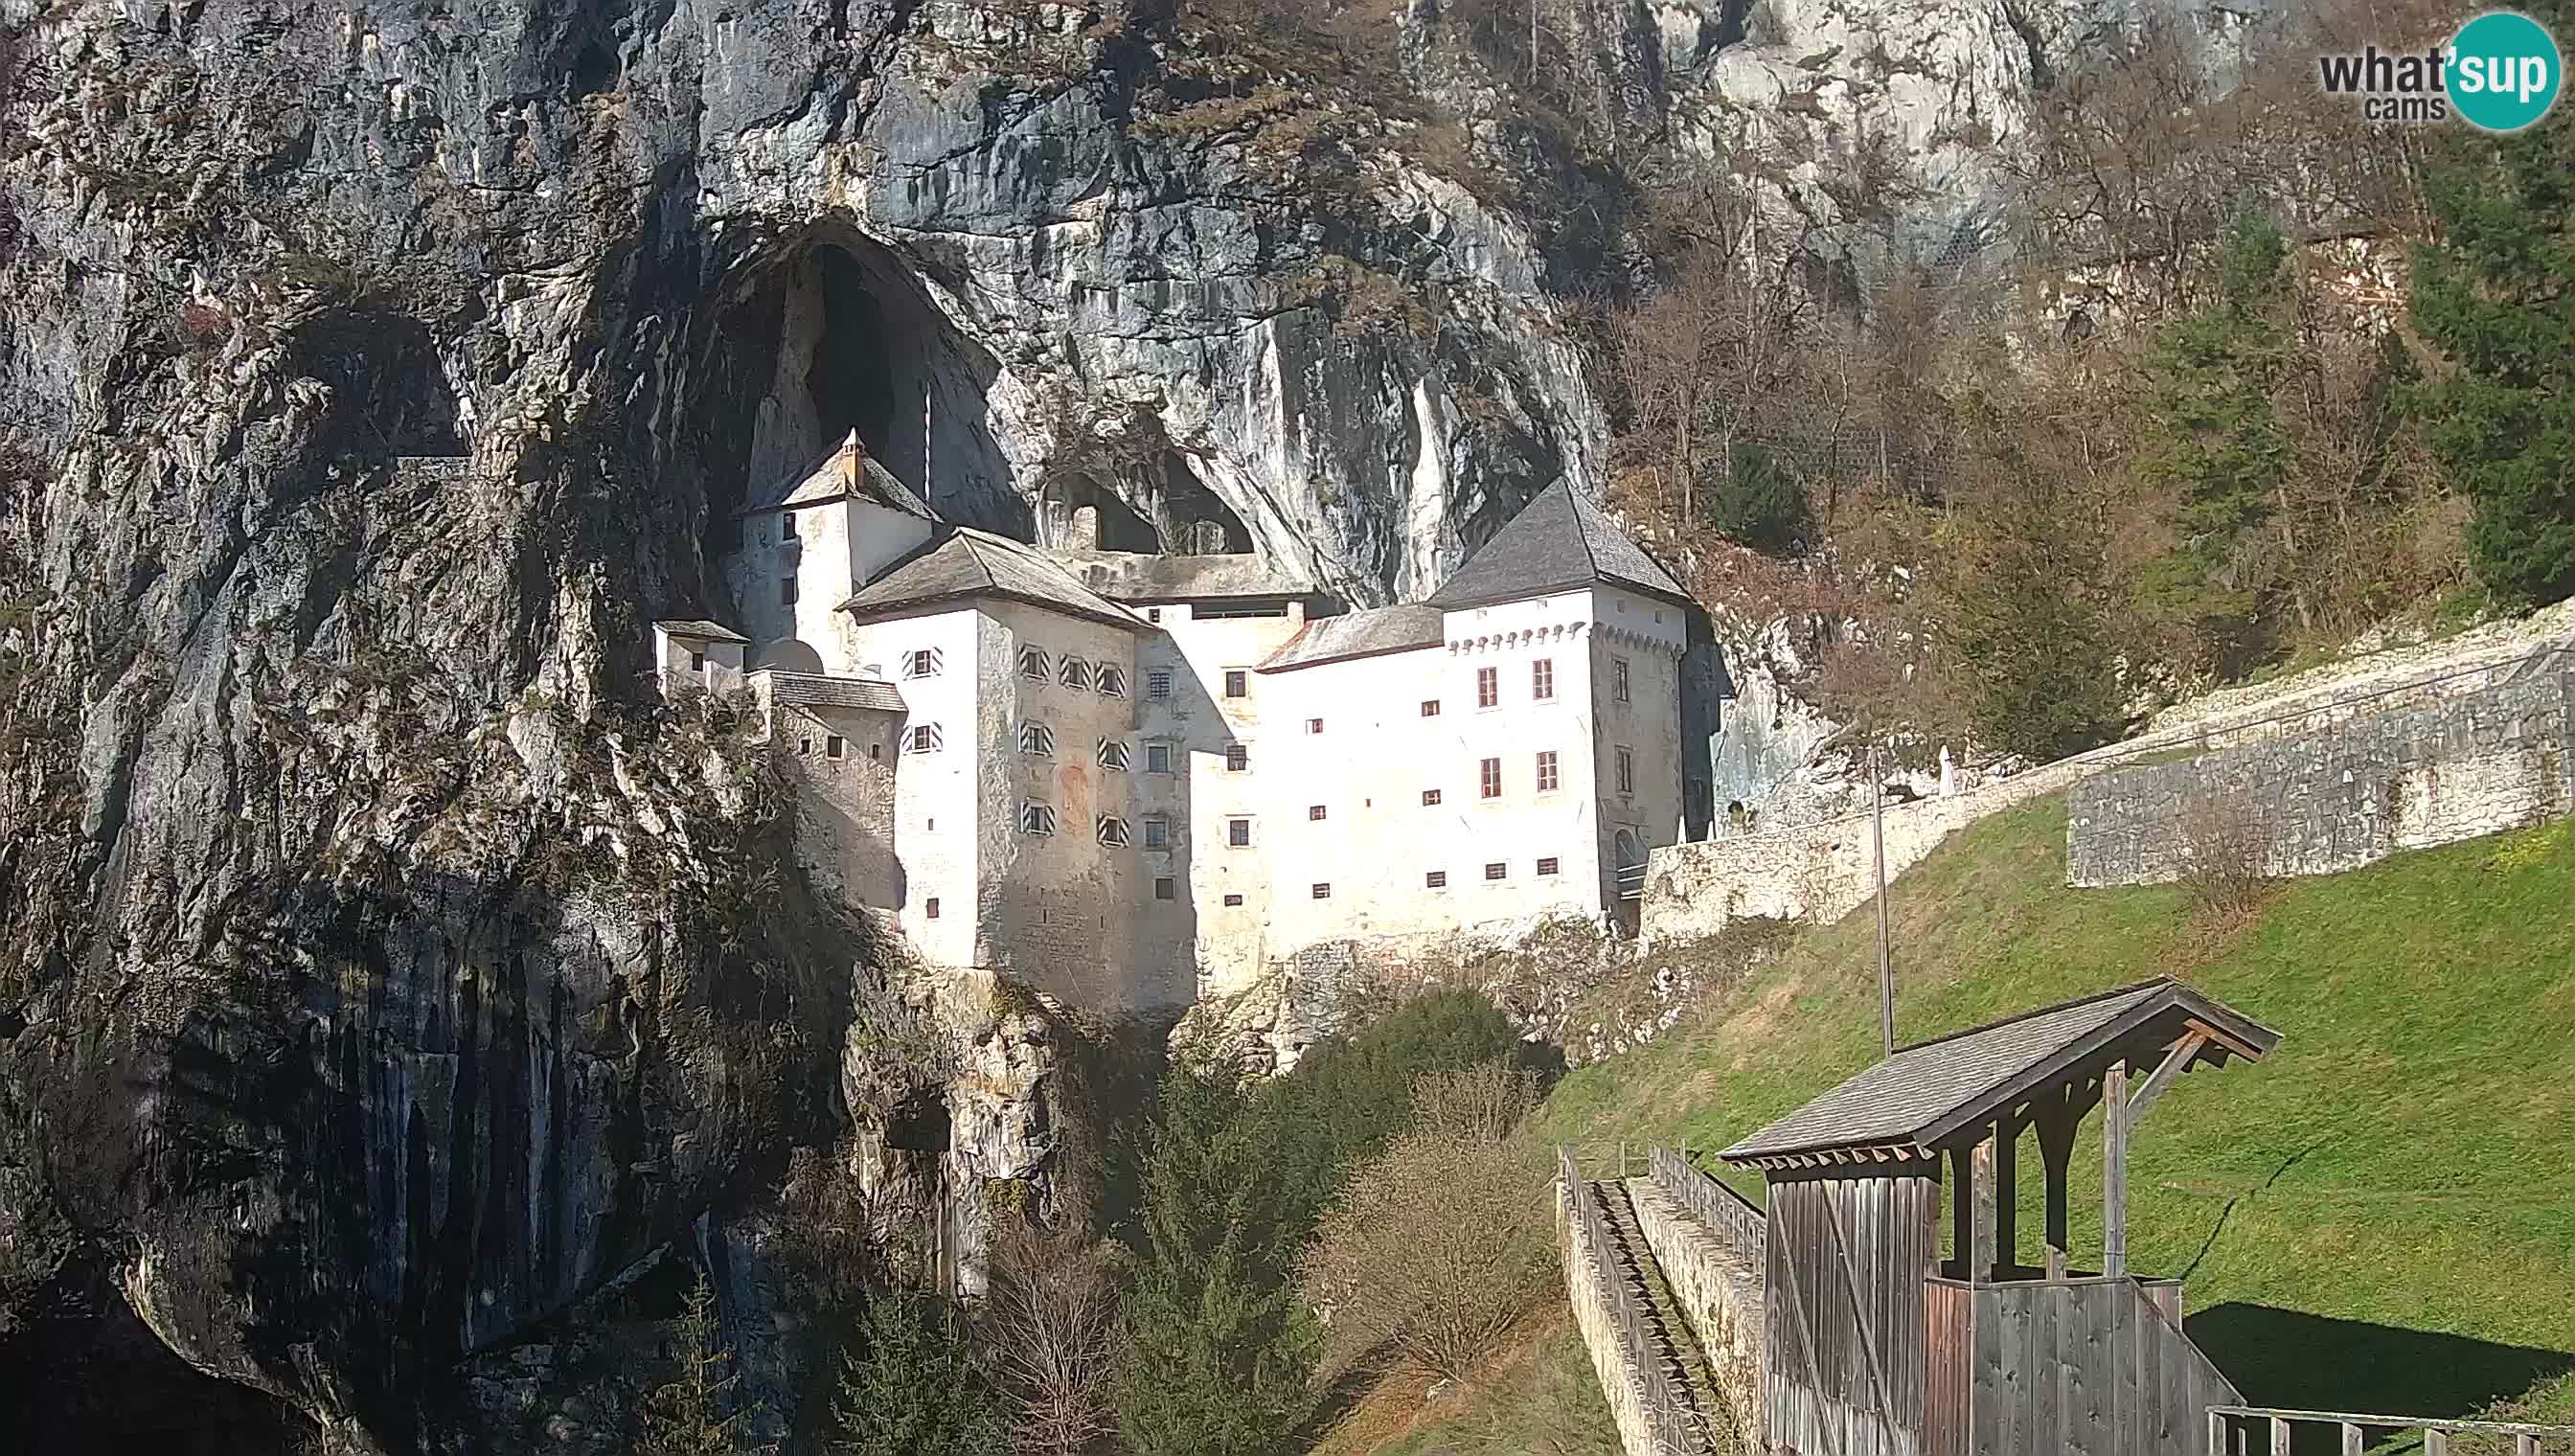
[[737, 431, 935, 521], [1048, 548, 1315, 603], [840, 529, 1149, 633], [1720, 978, 2281, 1166], [755, 669, 904, 714], [654, 618, 750, 645], [1260, 603, 1445, 672], [1425, 480, 1691, 611]]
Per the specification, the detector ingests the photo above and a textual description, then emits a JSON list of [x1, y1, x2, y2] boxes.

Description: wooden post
[[1993, 1116, 2018, 1281], [1971, 1133, 1998, 1285], [1948, 1144, 1975, 1280], [2039, 1090, 2073, 1281], [2427, 1428, 2452, 1456], [2104, 1058, 2131, 1278]]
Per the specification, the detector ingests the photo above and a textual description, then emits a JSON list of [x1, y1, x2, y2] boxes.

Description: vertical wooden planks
[[2104, 1061, 2131, 1278], [2067, 1284, 2116, 1456], [1970, 1282, 2004, 1456], [2032, 1281, 2064, 1455], [2134, 1280, 2165, 1456]]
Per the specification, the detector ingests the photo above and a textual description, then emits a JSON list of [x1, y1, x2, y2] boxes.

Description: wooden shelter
[[1718, 978, 2282, 1456]]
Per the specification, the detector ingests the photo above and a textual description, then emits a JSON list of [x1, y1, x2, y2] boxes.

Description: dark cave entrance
[[1039, 450, 1253, 556], [806, 245, 909, 488]]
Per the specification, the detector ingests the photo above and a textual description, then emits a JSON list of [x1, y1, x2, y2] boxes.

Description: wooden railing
[[2208, 1406, 2575, 1455], [1559, 1148, 1702, 1456], [1648, 1146, 1766, 1268]]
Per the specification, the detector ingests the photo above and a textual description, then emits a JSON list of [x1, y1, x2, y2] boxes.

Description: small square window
[[1148, 670, 1173, 700], [1308, 804, 1327, 821], [1422, 788, 1442, 806], [1148, 607, 1163, 623], [1222, 892, 1244, 907], [869, 743, 880, 762], [781, 575, 798, 606], [1420, 699, 1442, 717], [1537, 856, 1561, 876], [1098, 665, 1128, 697], [924, 898, 941, 920], [798, 738, 813, 756], [1154, 876, 1176, 900], [827, 736, 844, 760], [1306, 717, 1324, 735], [1097, 815, 1131, 847], [1059, 656, 1092, 691], [1143, 817, 1170, 849], [906, 723, 944, 754], [904, 648, 942, 678], [1228, 818, 1251, 848], [1533, 658, 1555, 701], [1098, 739, 1132, 771], [1479, 758, 1501, 799], [1537, 750, 1559, 793], [1225, 743, 1248, 772], [1484, 861, 1507, 881], [1146, 743, 1173, 774], [1310, 882, 1332, 900], [690, 650, 706, 672], [1019, 645, 1052, 680], [1476, 666, 1498, 709], [1020, 721, 1056, 757], [1021, 803, 1057, 835], [1224, 670, 1247, 698], [1424, 871, 1447, 889]]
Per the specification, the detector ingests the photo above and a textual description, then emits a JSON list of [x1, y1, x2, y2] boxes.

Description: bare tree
[[2176, 781, 2282, 922], [988, 1214, 1125, 1456]]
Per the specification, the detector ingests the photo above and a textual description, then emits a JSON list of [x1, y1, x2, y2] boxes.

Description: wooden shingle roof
[[1720, 978, 2280, 1167], [655, 618, 750, 645], [1260, 603, 1445, 672], [757, 669, 904, 714], [1425, 479, 1690, 611]]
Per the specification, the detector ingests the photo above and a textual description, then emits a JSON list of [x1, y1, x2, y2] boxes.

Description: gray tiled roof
[[1425, 480, 1691, 611], [1049, 548, 1315, 603], [739, 432, 936, 520], [756, 670, 905, 714], [655, 618, 750, 644], [1259, 603, 1445, 672], [1720, 979, 2280, 1162], [841, 529, 1148, 632]]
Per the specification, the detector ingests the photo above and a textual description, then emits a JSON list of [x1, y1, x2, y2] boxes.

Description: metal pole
[[1872, 739, 1895, 1058]]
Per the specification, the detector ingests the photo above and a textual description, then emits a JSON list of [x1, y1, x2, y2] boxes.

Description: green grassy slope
[[1536, 800, 2575, 1425]]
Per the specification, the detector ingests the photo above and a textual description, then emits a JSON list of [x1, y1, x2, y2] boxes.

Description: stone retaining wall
[[2068, 670, 2575, 887], [1560, 1183, 1661, 1456], [1628, 1178, 1765, 1452]]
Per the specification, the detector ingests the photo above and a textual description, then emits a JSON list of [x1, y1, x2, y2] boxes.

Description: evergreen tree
[[829, 1285, 1006, 1456], [1113, 1226, 1320, 1456], [633, 1275, 759, 1456], [2409, 26, 2575, 606]]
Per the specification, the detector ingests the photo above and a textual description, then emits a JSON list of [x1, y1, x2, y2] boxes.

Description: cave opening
[[806, 245, 908, 487], [1156, 452, 1250, 555], [1042, 475, 1162, 553]]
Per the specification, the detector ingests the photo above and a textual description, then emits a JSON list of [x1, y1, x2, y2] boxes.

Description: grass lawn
[[1533, 799, 2575, 1428], [1313, 1308, 1621, 1456]]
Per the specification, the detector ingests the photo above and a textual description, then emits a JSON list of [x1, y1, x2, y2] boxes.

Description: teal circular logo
[[2447, 11, 2563, 132]]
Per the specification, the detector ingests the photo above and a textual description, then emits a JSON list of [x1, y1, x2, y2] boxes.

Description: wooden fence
[[1649, 1145, 1767, 1269], [2207, 1406, 2575, 1455], [1559, 1147, 1703, 1456], [1924, 1273, 2240, 1456]]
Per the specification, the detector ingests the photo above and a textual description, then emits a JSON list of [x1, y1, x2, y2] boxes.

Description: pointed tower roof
[[1424, 480, 1690, 612], [839, 528, 1149, 632], [737, 431, 935, 521]]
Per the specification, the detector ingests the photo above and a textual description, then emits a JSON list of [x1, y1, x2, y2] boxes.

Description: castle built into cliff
[[652, 433, 1691, 1014]]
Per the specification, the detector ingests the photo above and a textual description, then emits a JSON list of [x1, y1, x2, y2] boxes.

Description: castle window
[[1156, 876, 1177, 900], [799, 738, 812, 756], [1422, 788, 1442, 806], [1020, 802, 1057, 835], [1310, 883, 1331, 899], [1537, 856, 1561, 876], [1143, 817, 1169, 848], [1533, 658, 1555, 701], [1222, 893, 1243, 906], [1484, 861, 1508, 880], [905, 723, 945, 754], [827, 736, 845, 760], [1613, 656, 1631, 702], [1148, 607, 1163, 623], [1305, 717, 1323, 735], [1098, 665, 1128, 697], [1019, 645, 1052, 680], [1227, 818, 1251, 848], [1060, 656, 1092, 691], [1420, 699, 1441, 717], [869, 743, 880, 762], [1536, 750, 1559, 793], [1616, 747, 1634, 796], [1148, 670, 1173, 700], [1308, 805, 1327, 821], [1097, 739, 1132, 771], [1479, 758, 1501, 799], [781, 574, 798, 606], [690, 650, 706, 672], [924, 898, 941, 919], [1097, 815, 1131, 847], [1224, 670, 1247, 698], [1476, 667, 1498, 709], [780, 512, 794, 540], [1146, 742, 1173, 774], [1020, 721, 1056, 757], [1225, 743, 1248, 772], [903, 648, 943, 678], [1425, 871, 1447, 889]]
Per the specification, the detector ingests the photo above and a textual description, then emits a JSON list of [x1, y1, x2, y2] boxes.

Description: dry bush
[[988, 1213, 1126, 1456], [1296, 1062, 1553, 1383], [2176, 783, 2282, 922]]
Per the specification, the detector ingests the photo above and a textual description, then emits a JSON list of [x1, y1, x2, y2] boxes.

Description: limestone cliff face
[[0, 0, 2228, 1445]]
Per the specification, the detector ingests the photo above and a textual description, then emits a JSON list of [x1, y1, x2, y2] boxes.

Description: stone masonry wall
[[1560, 1183, 1662, 1456], [1627, 1178, 1766, 1452], [2068, 671, 2575, 887]]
